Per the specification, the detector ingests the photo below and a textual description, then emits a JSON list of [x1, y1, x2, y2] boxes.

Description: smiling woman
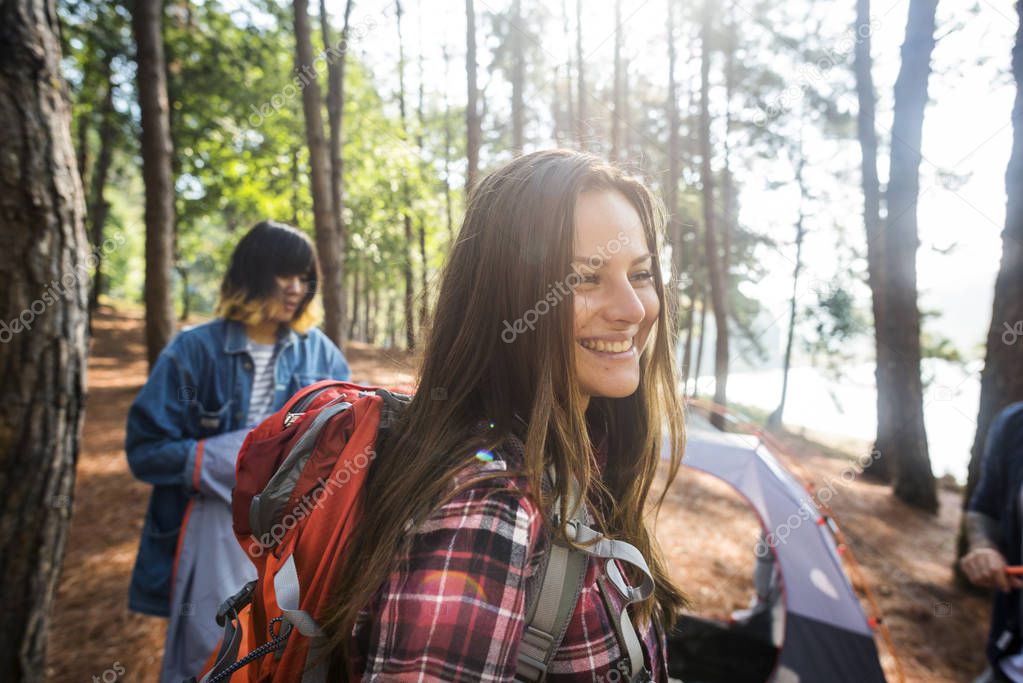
[[321, 149, 688, 681]]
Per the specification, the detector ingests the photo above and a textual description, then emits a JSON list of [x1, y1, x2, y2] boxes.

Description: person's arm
[[327, 339, 351, 381], [125, 336, 248, 503], [125, 339, 200, 490], [962, 406, 1022, 591], [360, 485, 543, 682]]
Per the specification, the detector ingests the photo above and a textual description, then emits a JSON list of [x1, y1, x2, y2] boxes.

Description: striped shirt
[[245, 340, 276, 426], [351, 430, 669, 681]]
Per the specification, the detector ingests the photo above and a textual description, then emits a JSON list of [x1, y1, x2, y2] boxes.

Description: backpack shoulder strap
[[515, 466, 655, 682], [516, 466, 587, 682]]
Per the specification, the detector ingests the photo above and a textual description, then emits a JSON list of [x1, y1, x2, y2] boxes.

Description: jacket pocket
[[191, 399, 232, 438]]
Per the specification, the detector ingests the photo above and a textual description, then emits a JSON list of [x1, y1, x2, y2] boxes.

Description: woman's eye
[[631, 270, 654, 282]]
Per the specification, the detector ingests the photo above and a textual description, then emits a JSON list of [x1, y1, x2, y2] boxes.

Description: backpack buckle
[[216, 580, 257, 626]]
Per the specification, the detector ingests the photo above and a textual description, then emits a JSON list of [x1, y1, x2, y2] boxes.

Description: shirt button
[[235, 411, 244, 422], [243, 361, 253, 371]]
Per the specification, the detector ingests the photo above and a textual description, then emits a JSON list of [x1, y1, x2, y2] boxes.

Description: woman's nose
[[603, 275, 646, 323]]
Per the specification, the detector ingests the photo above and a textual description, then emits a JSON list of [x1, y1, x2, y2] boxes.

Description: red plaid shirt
[[350, 434, 669, 681]]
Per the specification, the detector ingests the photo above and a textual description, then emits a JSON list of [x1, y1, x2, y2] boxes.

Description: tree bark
[[465, 0, 480, 194], [318, 0, 354, 345], [0, 0, 89, 677], [700, 0, 729, 429], [693, 279, 708, 397], [133, 0, 177, 369], [854, 0, 894, 482], [884, 0, 939, 512], [442, 41, 455, 238], [958, 0, 1023, 561], [294, 0, 344, 345]]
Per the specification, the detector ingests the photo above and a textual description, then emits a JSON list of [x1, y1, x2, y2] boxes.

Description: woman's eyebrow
[[571, 252, 653, 267]]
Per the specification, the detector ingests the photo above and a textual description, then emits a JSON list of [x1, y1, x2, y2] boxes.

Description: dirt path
[[46, 308, 988, 681]]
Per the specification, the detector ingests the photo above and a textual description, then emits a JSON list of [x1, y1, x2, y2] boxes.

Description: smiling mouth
[[578, 337, 635, 354]]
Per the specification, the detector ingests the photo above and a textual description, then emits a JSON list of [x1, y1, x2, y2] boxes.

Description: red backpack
[[193, 380, 657, 683]]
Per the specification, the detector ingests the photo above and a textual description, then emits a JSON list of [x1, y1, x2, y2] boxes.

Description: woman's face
[[571, 190, 660, 406], [265, 274, 308, 324]]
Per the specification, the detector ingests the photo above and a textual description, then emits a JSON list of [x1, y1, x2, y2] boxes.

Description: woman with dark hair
[[324, 150, 687, 681], [125, 221, 351, 682]]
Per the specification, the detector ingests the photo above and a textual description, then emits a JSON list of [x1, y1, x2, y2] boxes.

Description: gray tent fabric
[[669, 412, 887, 682]]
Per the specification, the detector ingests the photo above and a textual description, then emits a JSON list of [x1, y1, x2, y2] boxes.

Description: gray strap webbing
[[274, 555, 328, 683], [515, 466, 654, 681]]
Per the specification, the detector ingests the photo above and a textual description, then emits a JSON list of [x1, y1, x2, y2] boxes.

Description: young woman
[[124, 221, 351, 682], [325, 150, 687, 681]]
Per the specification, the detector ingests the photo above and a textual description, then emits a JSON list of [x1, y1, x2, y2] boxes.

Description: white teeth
[[580, 338, 633, 353]]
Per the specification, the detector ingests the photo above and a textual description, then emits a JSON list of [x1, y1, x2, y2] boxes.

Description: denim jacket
[[125, 318, 351, 616]]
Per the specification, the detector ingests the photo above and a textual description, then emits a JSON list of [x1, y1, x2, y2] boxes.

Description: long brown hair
[[323, 149, 687, 664]]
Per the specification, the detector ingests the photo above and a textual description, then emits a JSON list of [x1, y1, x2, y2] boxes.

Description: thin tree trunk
[[855, 0, 893, 482], [364, 281, 373, 343], [666, 0, 688, 385], [88, 74, 115, 314], [622, 55, 630, 159], [510, 0, 525, 152], [417, 25, 428, 330], [575, 0, 585, 146], [562, 0, 574, 145], [0, 0, 89, 677], [693, 278, 708, 397], [700, 0, 728, 429], [768, 153, 807, 430], [957, 0, 1023, 563], [291, 144, 301, 226], [396, 0, 416, 349], [442, 41, 455, 238], [76, 111, 89, 193], [349, 262, 360, 340], [133, 0, 177, 369], [294, 0, 344, 344], [465, 0, 480, 194], [318, 0, 353, 345], [884, 0, 939, 512], [610, 0, 623, 161]]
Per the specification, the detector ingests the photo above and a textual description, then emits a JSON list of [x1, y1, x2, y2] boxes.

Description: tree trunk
[[666, 0, 689, 386], [318, 0, 354, 345], [610, 0, 623, 161], [884, 0, 939, 512], [0, 0, 89, 677], [561, 0, 574, 146], [133, 0, 177, 369], [395, 0, 416, 350], [700, 0, 729, 429], [693, 279, 708, 397], [364, 281, 373, 344], [768, 154, 807, 430], [294, 0, 344, 345], [854, 0, 893, 482], [349, 262, 360, 340], [957, 0, 1023, 563], [465, 0, 480, 194], [291, 144, 301, 226], [442, 41, 455, 238], [575, 0, 585, 146], [510, 0, 525, 152], [88, 74, 115, 315]]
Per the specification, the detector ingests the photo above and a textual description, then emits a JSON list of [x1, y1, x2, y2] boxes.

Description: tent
[[664, 411, 887, 683]]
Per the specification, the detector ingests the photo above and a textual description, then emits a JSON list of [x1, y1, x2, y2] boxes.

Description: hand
[[960, 548, 1023, 592]]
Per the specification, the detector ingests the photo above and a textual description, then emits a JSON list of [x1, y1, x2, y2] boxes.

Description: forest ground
[[45, 307, 989, 682]]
